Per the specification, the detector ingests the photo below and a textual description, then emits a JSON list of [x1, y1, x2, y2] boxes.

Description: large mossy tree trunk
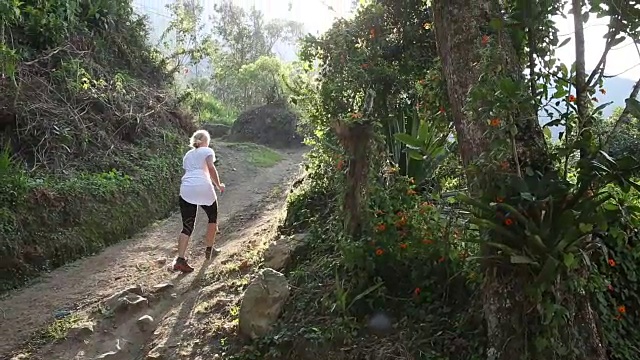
[[431, 1, 607, 359]]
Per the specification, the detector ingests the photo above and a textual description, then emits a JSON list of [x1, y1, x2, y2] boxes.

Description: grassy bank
[[0, 140, 186, 293], [227, 143, 284, 167]]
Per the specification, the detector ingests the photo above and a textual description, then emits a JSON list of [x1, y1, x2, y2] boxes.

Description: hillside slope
[[0, 1, 194, 292]]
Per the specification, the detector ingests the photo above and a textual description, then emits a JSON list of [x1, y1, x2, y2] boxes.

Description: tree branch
[[586, 17, 622, 88], [572, 0, 590, 159], [603, 77, 640, 149]]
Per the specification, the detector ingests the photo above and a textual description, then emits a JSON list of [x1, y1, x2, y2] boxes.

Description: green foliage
[[589, 184, 640, 360], [446, 0, 640, 357], [0, 0, 193, 292], [182, 87, 236, 125], [0, 142, 183, 292], [207, 0, 303, 111], [226, 142, 283, 167]]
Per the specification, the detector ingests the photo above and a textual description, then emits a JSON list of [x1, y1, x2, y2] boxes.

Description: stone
[[137, 315, 155, 332], [156, 258, 167, 266], [238, 268, 290, 339], [262, 242, 290, 271], [113, 294, 149, 313], [68, 321, 94, 341], [95, 351, 119, 359], [152, 283, 174, 294], [262, 233, 309, 271], [104, 285, 145, 310]]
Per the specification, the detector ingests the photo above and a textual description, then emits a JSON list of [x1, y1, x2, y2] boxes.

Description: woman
[[173, 129, 225, 273]]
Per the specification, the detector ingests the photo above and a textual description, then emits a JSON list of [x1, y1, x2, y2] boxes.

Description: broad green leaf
[[535, 256, 560, 286], [406, 149, 423, 160], [625, 97, 640, 119], [470, 218, 520, 241], [394, 132, 422, 148], [563, 253, 577, 269], [578, 223, 593, 233], [485, 241, 519, 255], [510, 255, 539, 266], [557, 37, 571, 48]]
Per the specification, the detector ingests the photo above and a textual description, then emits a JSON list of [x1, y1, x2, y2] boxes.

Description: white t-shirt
[[179, 146, 217, 206]]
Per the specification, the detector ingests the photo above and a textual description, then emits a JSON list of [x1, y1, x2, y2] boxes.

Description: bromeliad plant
[[459, 151, 640, 287], [458, 149, 640, 354]]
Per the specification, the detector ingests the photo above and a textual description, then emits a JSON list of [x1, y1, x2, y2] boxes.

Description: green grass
[[227, 143, 283, 167]]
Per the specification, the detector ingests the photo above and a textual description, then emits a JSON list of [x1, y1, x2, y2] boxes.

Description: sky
[[231, 0, 640, 81], [132, 0, 639, 81]]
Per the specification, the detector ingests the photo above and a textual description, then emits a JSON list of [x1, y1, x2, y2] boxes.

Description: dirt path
[[0, 143, 305, 359]]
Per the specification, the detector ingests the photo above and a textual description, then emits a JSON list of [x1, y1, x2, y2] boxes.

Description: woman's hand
[[218, 183, 226, 193]]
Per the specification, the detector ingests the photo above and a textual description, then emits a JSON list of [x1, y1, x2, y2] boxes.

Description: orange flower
[[375, 248, 384, 256], [351, 112, 363, 119], [600, 88, 607, 95], [369, 28, 375, 39], [496, 196, 505, 203], [618, 305, 626, 314], [504, 218, 514, 226], [399, 243, 408, 249], [608, 258, 616, 267], [395, 217, 407, 227], [481, 35, 490, 45], [422, 239, 433, 245], [490, 118, 501, 127], [337, 159, 344, 170], [407, 189, 417, 195], [438, 256, 446, 263], [568, 95, 576, 102], [375, 223, 386, 232], [414, 287, 421, 296]]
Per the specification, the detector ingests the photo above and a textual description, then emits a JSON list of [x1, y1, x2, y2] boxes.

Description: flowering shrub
[[590, 185, 640, 360], [338, 174, 476, 304]]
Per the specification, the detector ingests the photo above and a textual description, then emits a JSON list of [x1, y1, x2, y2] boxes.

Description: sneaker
[[205, 247, 221, 260], [173, 257, 194, 273]]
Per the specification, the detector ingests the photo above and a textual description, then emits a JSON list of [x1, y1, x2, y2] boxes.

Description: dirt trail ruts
[[0, 143, 305, 358]]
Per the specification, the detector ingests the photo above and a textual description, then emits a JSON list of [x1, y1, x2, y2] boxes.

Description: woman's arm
[[206, 155, 225, 191]]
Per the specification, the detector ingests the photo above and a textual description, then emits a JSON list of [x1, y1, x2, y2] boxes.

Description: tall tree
[[209, 0, 303, 110], [431, 0, 607, 359]]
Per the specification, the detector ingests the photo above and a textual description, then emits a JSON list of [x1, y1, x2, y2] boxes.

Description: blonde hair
[[189, 130, 211, 148]]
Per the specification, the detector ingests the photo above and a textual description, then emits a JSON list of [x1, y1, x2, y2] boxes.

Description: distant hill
[[541, 76, 637, 141]]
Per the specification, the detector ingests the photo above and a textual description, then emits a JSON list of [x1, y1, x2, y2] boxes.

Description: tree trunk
[[334, 121, 373, 239], [431, 1, 607, 359]]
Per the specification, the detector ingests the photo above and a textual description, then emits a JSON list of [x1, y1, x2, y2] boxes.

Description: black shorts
[[179, 196, 218, 236]]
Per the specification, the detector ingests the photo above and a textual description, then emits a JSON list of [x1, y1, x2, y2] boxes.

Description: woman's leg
[[174, 196, 197, 272], [201, 201, 219, 259]]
